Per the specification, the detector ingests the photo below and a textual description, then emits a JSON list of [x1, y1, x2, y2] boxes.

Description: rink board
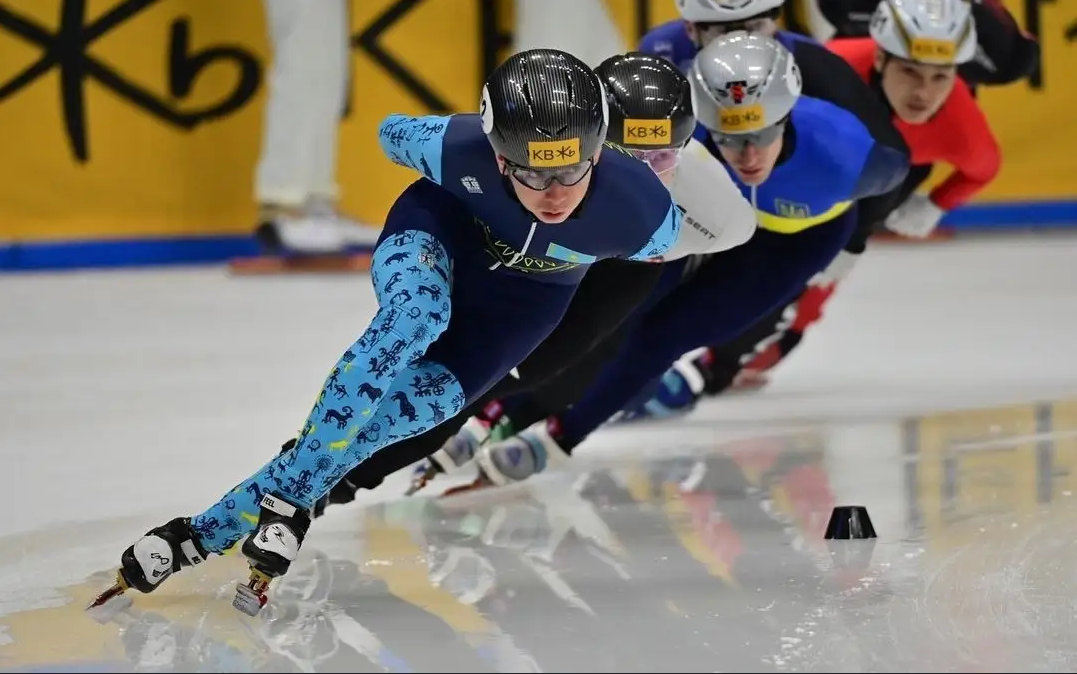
[[1, 199, 1074, 272]]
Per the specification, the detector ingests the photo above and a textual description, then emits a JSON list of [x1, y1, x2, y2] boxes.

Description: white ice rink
[[4, 231, 1077, 671]]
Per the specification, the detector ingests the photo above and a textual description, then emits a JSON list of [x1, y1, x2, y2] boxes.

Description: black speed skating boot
[[86, 518, 210, 623], [233, 491, 312, 616], [118, 517, 209, 594]]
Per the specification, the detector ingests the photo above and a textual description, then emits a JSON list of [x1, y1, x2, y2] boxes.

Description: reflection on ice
[[5, 398, 1077, 671]]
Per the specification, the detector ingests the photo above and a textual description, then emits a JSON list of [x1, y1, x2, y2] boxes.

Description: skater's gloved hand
[[809, 250, 858, 288], [884, 194, 945, 239]]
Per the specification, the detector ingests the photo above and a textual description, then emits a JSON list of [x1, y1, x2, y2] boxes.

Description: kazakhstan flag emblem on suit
[[545, 242, 597, 264]]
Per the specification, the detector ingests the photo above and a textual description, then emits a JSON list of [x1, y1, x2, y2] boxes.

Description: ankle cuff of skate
[[181, 539, 207, 567], [261, 492, 312, 532], [672, 360, 707, 396], [429, 419, 489, 474], [532, 433, 571, 474], [429, 447, 462, 474], [178, 517, 209, 565]]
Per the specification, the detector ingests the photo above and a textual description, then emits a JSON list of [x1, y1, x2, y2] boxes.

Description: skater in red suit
[[817, 0, 1040, 91]]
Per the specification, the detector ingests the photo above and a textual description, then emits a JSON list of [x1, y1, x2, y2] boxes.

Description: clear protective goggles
[[628, 147, 683, 175], [711, 121, 785, 151], [504, 158, 594, 191]]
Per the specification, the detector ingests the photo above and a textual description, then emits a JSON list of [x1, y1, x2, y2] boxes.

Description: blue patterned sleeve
[[377, 114, 453, 185], [626, 202, 683, 261]]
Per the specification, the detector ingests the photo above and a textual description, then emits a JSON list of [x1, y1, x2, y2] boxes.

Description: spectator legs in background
[[254, 0, 380, 255]]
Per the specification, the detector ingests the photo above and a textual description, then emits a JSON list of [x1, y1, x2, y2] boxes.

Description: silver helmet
[[870, 0, 978, 65], [676, 0, 784, 23], [688, 31, 802, 138]]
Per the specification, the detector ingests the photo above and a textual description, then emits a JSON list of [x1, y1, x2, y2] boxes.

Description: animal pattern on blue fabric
[[188, 230, 464, 554], [377, 114, 451, 185], [189, 359, 465, 554]]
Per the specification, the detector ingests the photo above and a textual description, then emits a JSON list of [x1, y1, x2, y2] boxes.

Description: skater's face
[[499, 147, 601, 223], [687, 17, 778, 49], [713, 126, 784, 185], [875, 52, 957, 124]]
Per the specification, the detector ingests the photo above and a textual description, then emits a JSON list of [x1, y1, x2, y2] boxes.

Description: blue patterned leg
[[188, 230, 452, 554], [346, 358, 468, 456], [189, 359, 465, 554]]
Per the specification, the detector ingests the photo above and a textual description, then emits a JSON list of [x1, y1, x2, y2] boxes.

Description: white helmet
[[869, 0, 978, 65], [676, 0, 784, 23]]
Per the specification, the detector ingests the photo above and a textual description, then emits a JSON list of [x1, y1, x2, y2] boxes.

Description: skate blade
[[85, 572, 133, 624], [727, 371, 770, 394], [233, 568, 272, 617], [440, 474, 493, 498], [404, 464, 439, 497]]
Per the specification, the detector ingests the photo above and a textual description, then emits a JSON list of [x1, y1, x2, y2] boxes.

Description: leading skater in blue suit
[[103, 48, 682, 612]]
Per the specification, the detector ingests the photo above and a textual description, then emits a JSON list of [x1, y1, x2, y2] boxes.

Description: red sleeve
[[824, 37, 877, 81], [928, 87, 1001, 211]]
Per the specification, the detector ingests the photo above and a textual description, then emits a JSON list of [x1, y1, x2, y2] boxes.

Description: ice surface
[[3, 233, 1077, 672]]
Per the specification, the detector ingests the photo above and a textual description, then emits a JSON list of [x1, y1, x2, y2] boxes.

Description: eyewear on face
[[505, 160, 594, 191], [712, 123, 784, 151], [629, 147, 682, 174]]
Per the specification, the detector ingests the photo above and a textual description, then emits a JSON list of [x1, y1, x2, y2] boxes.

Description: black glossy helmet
[[596, 52, 696, 149], [480, 48, 609, 170]]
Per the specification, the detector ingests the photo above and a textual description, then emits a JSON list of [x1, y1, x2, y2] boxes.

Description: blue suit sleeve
[[637, 20, 691, 66], [378, 114, 453, 185], [843, 140, 911, 255], [638, 29, 664, 56], [851, 142, 910, 201], [627, 203, 683, 261]]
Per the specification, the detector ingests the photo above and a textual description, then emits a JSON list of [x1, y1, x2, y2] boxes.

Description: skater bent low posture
[[100, 48, 683, 614], [663, 0, 1003, 403], [457, 32, 911, 486], [303, 50, 757, 501]]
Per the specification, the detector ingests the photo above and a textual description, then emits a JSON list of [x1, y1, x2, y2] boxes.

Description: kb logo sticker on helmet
[[624, 119, 672, 146], [527, 138, 580, 168], [909, 37, 957, 63], [720, 104, 765, 133]]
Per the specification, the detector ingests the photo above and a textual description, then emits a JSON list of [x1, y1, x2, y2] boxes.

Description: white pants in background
[[255, 0, 349, 208]]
